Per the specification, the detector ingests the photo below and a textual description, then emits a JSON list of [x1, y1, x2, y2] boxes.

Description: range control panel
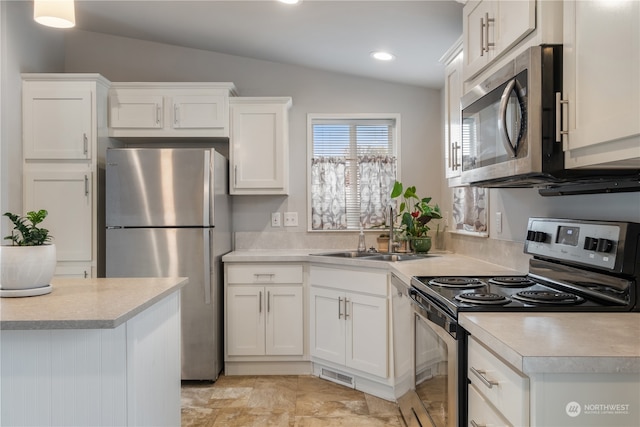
[[524, 218, 624, 271]]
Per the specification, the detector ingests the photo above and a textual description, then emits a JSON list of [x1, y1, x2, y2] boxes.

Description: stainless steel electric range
[[398, 217, 640, 427]]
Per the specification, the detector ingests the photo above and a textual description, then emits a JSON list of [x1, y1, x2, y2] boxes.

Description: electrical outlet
[[284, 212, 298, 227], [271, 212, 281, 227], [496, 211, 502, 234]]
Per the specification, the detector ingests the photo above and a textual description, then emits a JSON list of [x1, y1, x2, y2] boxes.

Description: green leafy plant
[[3, 210, 52, 246], [390, 181, 442, 238]]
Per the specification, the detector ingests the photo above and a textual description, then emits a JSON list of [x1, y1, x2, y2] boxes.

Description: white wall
[[0, 1, 64, 238], [63, 30, 443, 234]]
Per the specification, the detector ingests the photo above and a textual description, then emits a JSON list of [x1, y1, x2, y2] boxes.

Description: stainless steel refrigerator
[[105, 148, 231, 380]]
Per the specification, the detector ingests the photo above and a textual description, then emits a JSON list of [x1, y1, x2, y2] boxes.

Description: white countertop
[[460, 312, 640, 374], [222, 250, 523, 281], [0, 277, 188, 330]]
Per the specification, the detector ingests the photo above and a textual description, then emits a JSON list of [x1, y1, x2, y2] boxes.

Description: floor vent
[[320, 367, 355, 388]]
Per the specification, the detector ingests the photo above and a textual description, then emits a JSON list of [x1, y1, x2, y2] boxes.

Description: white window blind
[[310, 117, 397, 231]]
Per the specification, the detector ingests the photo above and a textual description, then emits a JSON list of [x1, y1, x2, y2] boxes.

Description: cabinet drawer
[[310, 265, 387, 296], [468, 383, 510, 427], [468, 337, 529, 426], [227, 264, 303, 284]]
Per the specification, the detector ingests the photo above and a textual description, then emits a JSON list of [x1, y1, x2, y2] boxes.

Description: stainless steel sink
[[364, 253, 430, 262], [312, 251, 431, 262], [313, 251, 379, 258]]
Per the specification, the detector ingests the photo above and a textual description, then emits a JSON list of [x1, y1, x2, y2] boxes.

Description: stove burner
[[428, 277, 485, 289], [512, 290, 585, 305], [488, 276, 536, 288], [455, 292, 510, 305]]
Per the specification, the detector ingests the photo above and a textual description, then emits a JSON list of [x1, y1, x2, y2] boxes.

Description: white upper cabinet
[[108, 83, 236, 138], [463, 0, 536, 80], [23, 83, 94, 160], [561, 0, 640, 169], [230, 97, 292, 195], [442, 38, 464, 182], [21, 74, 111, 279]]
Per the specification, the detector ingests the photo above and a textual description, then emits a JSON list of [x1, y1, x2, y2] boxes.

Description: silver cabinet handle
[[156, 105, 161, 125], [480, 16, 485, 56], [338, 297, 343, 319], [484, 13, 495, 52], [470, 420, 487, 427], [84, 175, 89, 196], [344, 298, 350, 319], [259, 291, 262, 313], [174, 104, 180, 125], [470, 367, 499, 389], [267, 291, 271, 313], [234, 165, 238, 187], [555, 92, 569, 143], [83, 133, 88, 156], [84, 270, 88, 279], [453, 142, 460, 170]]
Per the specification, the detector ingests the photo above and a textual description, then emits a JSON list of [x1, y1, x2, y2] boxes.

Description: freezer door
[[106, 148, 212, 227], [106, 227, 221, 380]]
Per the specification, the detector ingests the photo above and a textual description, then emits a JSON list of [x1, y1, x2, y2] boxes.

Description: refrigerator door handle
[[203, 150, 212, 226], [204, 229, 212, 304]]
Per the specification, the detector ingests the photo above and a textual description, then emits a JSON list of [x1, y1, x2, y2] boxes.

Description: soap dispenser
[[357, 227, 366, 252]]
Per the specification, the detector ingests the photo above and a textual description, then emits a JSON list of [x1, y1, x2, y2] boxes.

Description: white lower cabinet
[[309, 265, 391, 398], [310, 286, 387, 378], [227, 285, 303, 356], [468, 336, 529, 426], [224, 263, 307, 375]]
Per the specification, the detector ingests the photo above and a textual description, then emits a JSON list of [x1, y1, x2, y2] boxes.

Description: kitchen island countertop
[[460, 312, 640, 374], [0, 277, 188, 330]]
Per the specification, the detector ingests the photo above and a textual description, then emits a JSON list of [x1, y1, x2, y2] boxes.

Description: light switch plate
[[271, 212, 281, 227], [284, 212, 298, 227]]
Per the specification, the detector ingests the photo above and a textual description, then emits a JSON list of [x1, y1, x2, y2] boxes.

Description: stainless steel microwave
[[460, 45, 563, 186]]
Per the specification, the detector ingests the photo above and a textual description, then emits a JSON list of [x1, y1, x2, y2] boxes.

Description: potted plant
[[390, 181, 442, 253], [0, 209, 56, 296]]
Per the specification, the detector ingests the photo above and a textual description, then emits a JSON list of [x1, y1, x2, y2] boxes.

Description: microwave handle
[[498, 78, 520, 158]]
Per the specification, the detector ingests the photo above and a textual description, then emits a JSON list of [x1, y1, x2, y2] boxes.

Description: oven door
[[397, 287, 467, 427]]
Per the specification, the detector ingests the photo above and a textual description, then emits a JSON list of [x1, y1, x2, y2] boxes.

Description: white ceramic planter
[[0, 244, 56, 291]]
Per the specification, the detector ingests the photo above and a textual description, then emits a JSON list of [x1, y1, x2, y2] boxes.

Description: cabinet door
[[24, 171, 92, 262], [309, 286, 345, 365], [171, 95, 226, 130], [226, 285, 265, 356], [23, 88, 92, 160], [230, 101, 289, 195], [346, 293, 388, 378], [463, 0, 494, 79], [265, 286, 303, 355], [463, 0, 535, 80], [562, 0, 640, 168], [444, 51, 463, 179], [495, 0, 535, 57], [109, 95, 163, 129]]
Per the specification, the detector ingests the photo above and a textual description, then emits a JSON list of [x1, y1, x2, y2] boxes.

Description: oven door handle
[[409, 289, 457, 338], [498, 78, 522, 158]]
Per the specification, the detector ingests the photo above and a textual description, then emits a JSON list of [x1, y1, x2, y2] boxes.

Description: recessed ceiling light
[[371, 51, 396, 61], [278, 0, 301, 4]]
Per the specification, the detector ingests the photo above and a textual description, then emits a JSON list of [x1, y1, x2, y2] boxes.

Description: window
[[308, 114, 399, 231]]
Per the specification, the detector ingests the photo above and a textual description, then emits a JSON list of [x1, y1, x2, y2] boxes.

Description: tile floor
[[181, 374, 405, 427]]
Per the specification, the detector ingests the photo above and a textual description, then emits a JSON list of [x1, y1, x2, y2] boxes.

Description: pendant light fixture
[[34, 0, 76, 29]]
